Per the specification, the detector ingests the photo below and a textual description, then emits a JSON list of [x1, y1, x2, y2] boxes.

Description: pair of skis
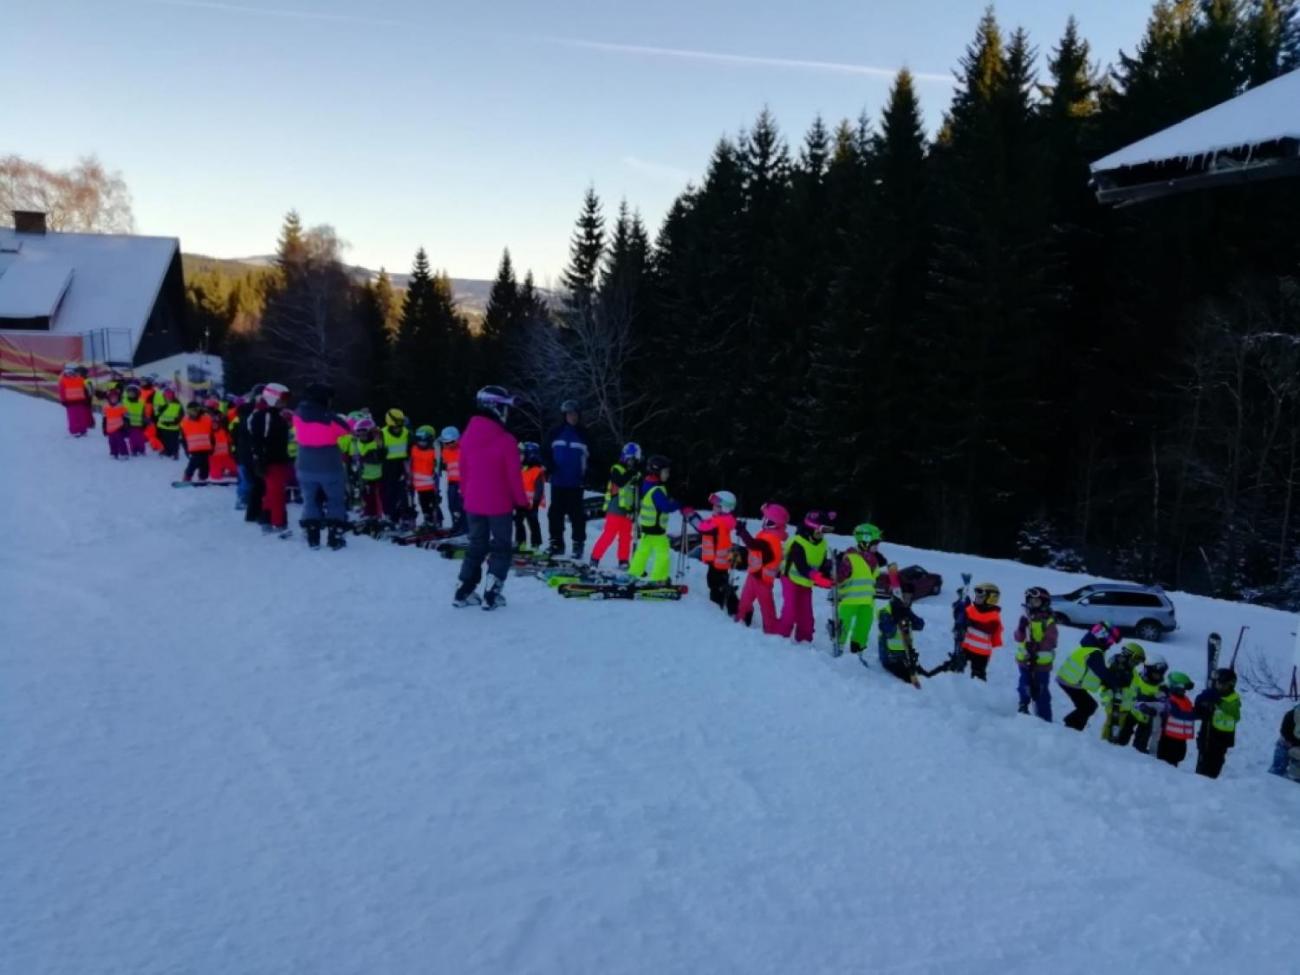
[[171, 479, 237, 488], [556, 581, 688, 601]]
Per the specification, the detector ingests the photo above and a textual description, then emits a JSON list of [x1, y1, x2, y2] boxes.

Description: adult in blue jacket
[[545, 399, 589, 556]]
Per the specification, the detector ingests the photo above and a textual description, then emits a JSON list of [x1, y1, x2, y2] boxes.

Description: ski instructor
[[545, 399, 590, 558], [452, 385, 529, 611]]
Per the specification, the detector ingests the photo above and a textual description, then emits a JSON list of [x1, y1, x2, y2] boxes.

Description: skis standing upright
[[828, 548, 843, 658], [1205, 632, 1223, 686]]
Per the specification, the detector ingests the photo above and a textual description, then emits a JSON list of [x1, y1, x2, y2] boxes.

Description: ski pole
[[1229, 625, 1249, 669]]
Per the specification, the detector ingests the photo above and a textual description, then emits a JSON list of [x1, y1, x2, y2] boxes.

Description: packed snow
[[3, 390, 1299, 975]]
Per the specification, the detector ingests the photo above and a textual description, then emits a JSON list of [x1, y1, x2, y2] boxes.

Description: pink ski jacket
[[460, 414, 529, 516]]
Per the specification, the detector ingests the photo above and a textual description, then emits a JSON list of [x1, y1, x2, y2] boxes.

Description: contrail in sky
[[142, 0, 401, 28]]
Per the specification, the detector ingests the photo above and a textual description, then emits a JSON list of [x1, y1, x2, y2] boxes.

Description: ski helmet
[[62, 362, 77, 374], [354, 417, 376, 434], [385, 408, 406, 426], [1167, 671, 1194, 692], [440, 425, 460, 443], [1141, 654, 1168, 682], [204, 397, 220, 410], [1023, 586, 1050, 610], [560, 398, 580, 415], [973, 582, 1001, 606], [1211, 668, 1237, 690], [803, 510, 836, 533], [262, 382, 289, 406], [646, 454, 671, 476], [185, 399, 202, 413], [415, 425, 436, 444], [1117, 641, 1146, 668], [709, 490, 737, 513], [521, 441, 542, 463], [477, 384, 516, 423], [1088, 621, 1121, 647], [761, 502, 790, 531], [853, 523, 883, 546], [621, 442, 643, 464], [125, 383, 140, 396]]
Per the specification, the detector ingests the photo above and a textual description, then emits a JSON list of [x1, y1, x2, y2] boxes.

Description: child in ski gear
[[1149, 672, 1197, 767], [1194, 668, 1241, 779], [778, 511, 836, 645], [515, 441, 547, 551], [1113, 653, 1167, 752], [155, 387, 183, 458], [590, 442, 642, 569], [354, 419, 385, 519], [835, 523, 891, 655], [1055, 623, 1130, 731], [692, 490, 738, 613], [440, 426, 464, 533], [545, 400, 589, 558], [122, 384, 148, 456], [102, 387, 129, 459], [410, 426, 443, 528], [179, 401, 215, 482], [379, 408, 412, 529], [877, 593, 926, 684], [249, 382, 293, 534], [1014, 586, 1058, 720], [1269, 703, 1300, 779], [207, 401, 238, 481], [628, 455, 685, 583], [293, 383, 352, 549], [735, 502, 788, 634], [954, 582, 1003, 680], [453, 385, 529, 610], [58, 363, 93, 436]]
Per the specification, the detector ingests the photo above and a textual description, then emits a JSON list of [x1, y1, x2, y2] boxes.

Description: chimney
[[13, 211, 47, 234]]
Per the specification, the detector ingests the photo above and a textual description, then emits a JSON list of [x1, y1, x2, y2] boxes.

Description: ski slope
[[3, 390, 1299, 975]]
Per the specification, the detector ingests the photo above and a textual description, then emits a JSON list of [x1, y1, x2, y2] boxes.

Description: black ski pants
[[457, 513, 513, 592], [706, 566, 738, 615], [183, 451, 211, 481], [1195, 729, 1233, 778], [963, 650, 990, 681], [548, 485, 587, 551], [1060, 684, 1098, 730], [416, 490, 442, 527], [1157, 736, 1188, 768], [514, 507, 543, 548], [159, 427, 180, 458]]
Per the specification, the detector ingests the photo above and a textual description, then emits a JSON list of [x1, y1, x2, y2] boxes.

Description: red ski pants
[[262, 461, 291, 529], [736, 575, 780, 634], [591, 513, 634, 564]]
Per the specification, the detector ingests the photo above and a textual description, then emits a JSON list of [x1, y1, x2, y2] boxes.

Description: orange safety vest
[[181, 415, 214, 453], [961, 605, 1003, 657], [746, 530, 783, 585], [700, 518, 734, 570], [522, 466, 546, 509], [212, 425, 231, 456], [1163, 694, 1196, 740], [442, 444, 460, 482], [411, 446, 438, 492], [103, 403, 126, 433], [59, 375, 88, 403], [140, 389, 156, 419]]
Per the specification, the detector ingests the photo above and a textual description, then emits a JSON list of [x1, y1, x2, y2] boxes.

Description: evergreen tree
[[392, 248, 461, 422], [373, 268, 399, 339], [560, 188, 605, 325]]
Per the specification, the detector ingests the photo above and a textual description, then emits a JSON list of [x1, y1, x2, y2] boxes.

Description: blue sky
[[7, 0, 1151, 282]]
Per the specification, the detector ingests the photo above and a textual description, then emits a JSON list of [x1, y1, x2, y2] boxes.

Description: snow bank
[[3, 390, 1299, 975]]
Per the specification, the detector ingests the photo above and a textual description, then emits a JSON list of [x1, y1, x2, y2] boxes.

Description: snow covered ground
[[3, 389, 1299, 975]]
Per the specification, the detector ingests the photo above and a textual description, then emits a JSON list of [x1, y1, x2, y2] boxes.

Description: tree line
[[191, 1, 1300, 606]]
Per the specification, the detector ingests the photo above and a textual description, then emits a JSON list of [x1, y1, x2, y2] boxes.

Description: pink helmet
[[803, 510, 836, 533], [760, 502, 790, 530]]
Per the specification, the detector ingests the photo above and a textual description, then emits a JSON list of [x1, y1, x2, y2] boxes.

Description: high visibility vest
[[1057, 646, 1103, 693], [700, 518, 734, 570], [123, 398, 147, 426], [411, 445, 437, 491], [877, 604, 910, 657], [212, 426, 231, 457], [1163, 694, 1196, 740], [103, 403, 126, 433], [639, 484, 670, 534], [59, 375, 87, 403], [961, 605, 1001, 656], [358, 440, 384, 481], [180, 415, 213, 452], [747, 531, 783, 584], [1121, 673, 1162, 725], [156, 402, 183, 431], [140, 388, 156, 419], [1211, 692, 1241, 733], [837, 551, 879, 606], [1015, 616, 1056, 669], [442, 444, 460, 482], [604, 463, 638, 515], [522, 465, 546, 509], [383, 426, 409, 460], [337, 433, 353, 456], [784, 534, 827, 588], [287, 425, 298, 460]]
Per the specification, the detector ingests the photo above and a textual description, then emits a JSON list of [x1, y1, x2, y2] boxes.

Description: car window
[[1086, 591, 1118, 605], [1061, 587, 1088, 601], [1103, 592, 1164, 607]]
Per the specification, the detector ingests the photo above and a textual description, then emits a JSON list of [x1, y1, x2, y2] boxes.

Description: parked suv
[[1048, 583, 1177, 642]]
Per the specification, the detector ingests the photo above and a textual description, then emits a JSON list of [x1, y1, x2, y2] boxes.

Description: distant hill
[[191, 254, 499, 316]]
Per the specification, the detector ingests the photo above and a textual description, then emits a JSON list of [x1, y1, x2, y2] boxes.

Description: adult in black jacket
[[1269, 703, 1300, 779], [248, 383, 293, 533]]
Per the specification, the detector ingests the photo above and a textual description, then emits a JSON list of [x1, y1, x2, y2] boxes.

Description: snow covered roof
[[1091, 68, 1300, 205], [0, 226, 179, 353]]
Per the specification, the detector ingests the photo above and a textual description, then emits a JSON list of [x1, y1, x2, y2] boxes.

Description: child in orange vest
[[180, 401, 215, 482], [692, 490, 738, 614], [1153, 672, 1199, 768], [410, 426, 443, 528], [439, 426, 464, 533], [734, 502, 789, 634], [955, 582, 1004, 681], [102, 388, 129, 459], [514, 441, 547, 551], [58, 363, 93, 437], [207, 399, 238, 480]]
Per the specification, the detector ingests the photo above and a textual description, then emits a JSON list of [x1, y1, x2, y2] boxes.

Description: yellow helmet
[[973, 582, 1000, 606], [385, 408, 406, 426]]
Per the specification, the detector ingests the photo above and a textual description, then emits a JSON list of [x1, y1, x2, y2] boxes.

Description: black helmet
[[560, 398, 580, 414], [302, 382, 334, 406], [646, 454, 671, 475], [1024, 586, 1050, 610], [1211, 668, 1237, 691]]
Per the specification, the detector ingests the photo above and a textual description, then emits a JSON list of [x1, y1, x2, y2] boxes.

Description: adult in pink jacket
[[453, 385, 529, 610]]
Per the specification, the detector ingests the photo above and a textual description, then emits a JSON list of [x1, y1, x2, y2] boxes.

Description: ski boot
[[327, 523, 347, 550], [1017, 702, 1030, 715], [261, 522, 275, 536], [482, 575, 507, 611], [617, 560, 629, 572], [453, 583, 482, 608], [571, 542, 584, 560], [305, 520, 322, 550]]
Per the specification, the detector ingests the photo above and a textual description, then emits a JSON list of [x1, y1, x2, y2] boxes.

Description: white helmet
[[262, 382, 289, 406], [439, 426, 460, 443], [708, 490, 737, 513]]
